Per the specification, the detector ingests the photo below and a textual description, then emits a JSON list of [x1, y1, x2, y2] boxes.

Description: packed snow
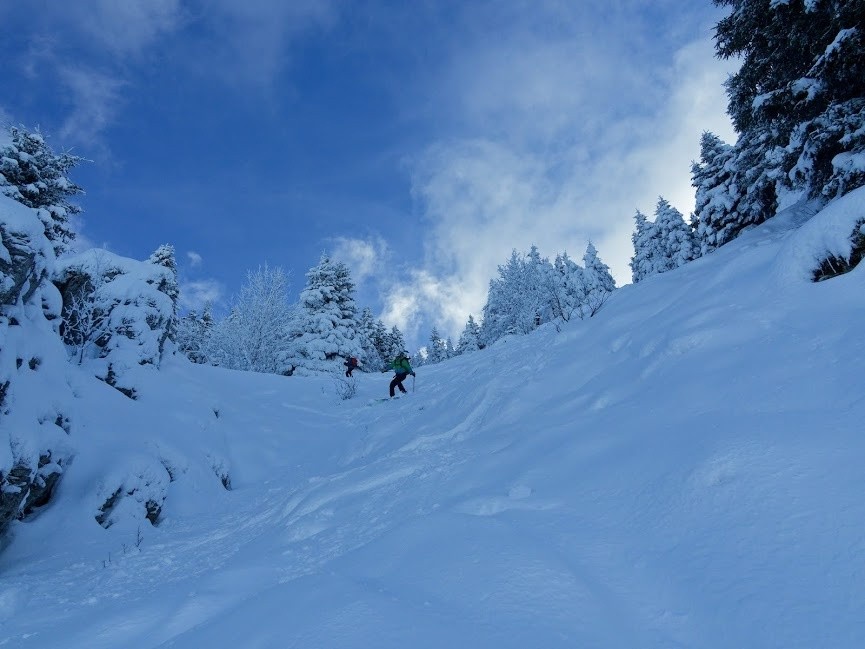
[[1, 192, 864, 648]]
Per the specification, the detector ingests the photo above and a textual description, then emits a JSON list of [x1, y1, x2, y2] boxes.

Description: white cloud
[[387, 7, 739, 341], [379, 268, 474, 343], [180, 279, 224, 312], [57, 65, 126, 146], [186, 251, 203, 267], [193, 0, 337, 87], [67, 0, 182, 57], [329, 235, 389, 286]]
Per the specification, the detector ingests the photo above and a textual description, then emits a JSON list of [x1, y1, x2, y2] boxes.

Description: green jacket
[[390, 356, 413, 374]]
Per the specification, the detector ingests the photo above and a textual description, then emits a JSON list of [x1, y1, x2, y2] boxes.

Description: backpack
[[349, 357, 358, 366]]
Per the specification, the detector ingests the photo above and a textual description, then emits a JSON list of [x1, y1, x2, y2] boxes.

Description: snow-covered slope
[[1, 193, 864, 648]]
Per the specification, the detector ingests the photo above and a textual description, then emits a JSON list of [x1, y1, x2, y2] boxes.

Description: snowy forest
[[2, 0, 864, 537]]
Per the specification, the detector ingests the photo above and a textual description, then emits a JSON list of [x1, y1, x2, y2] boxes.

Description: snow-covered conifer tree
[[631, 200, 697, 282], [289, 255, 363, 376], [356, 307, 385, 371], [629, 210, 656, 283], [546, 252, 584, 322], [425, 327, 447, 365], [691, 131, 736, 255], [456, 315, 482, 354], [0, 126, 84, 255], [481, 249, 540, 345], [575, 242, 616, 319], [524, 245, 553, 326], [148, 244, 179, 347], [370, 318, 391, 367], [712, 0, 865, 223], [653, 198, 698, 273], [176, 304, 213, 364], [383, 325, 406, 364]]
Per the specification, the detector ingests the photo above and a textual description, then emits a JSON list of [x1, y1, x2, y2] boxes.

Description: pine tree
[[290, 255, 363, 375], [691, 131, 736, 255], [456, 315, 482, 354], [480, 247, 552, 345], [383, 325, 406, 364], [713, 0, 865, 209], [545, 251, 584, 322], [652, 197, 698, 274], [629, 210, 657, 283], [426, 327, 447, 364], [0, 126, 84, 255], [370, 318, 391, 367], [148, 244, 179, 345], [177, 306, 213, 364], [576, 242, 616, 319], [356, 307, 385, 371]]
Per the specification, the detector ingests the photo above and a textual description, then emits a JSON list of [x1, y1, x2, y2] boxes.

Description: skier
[[344, 356, 359, 377], [388, 351, 415, 397]]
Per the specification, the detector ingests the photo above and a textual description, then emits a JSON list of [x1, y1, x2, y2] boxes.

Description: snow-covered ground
[[1, 192, 864, 648]]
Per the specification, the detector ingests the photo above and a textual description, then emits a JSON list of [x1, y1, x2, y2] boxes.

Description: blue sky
[[0, 0, 737, 348]]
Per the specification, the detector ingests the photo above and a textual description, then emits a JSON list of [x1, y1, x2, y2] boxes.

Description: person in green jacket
[[389, 351, 415, 397]]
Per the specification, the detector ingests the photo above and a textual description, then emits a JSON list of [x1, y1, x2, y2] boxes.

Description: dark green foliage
[[697, 0, 865, 252]]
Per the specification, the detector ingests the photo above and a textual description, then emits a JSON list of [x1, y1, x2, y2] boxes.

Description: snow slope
[[1, 193, 864, 648]]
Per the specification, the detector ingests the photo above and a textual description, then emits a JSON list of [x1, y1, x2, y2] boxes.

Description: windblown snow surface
[[2, 192, 865, 648]]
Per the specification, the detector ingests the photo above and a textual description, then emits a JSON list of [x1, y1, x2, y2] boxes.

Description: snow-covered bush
[[95, 456, 172, 529], [330, 374, 358, 401], [774, 186, 865, 283], [56, 249, 177, 397]]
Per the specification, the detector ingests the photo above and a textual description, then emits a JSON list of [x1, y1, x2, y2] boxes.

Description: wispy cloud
[[8, 0, 335, 144], [61, 0, 183, 57], [186, 251, 203, 268], [189, 0, 338, 87], [57, 65, 126, 146], [329, 235, 389, 286], [180, 279, 224, 312]]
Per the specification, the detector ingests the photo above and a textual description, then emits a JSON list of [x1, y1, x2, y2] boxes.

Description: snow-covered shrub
[[56, 249, 176, 397], [813, 220, 865, 281], [331, 374, 358, 401], [95, 457, 172, 528], [774, 186, 865, 283]]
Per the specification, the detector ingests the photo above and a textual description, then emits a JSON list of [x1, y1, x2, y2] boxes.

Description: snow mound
[[773, 186, 865, 282]]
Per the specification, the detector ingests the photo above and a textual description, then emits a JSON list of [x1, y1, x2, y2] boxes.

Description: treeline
[[176, 257, 408, 376]]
